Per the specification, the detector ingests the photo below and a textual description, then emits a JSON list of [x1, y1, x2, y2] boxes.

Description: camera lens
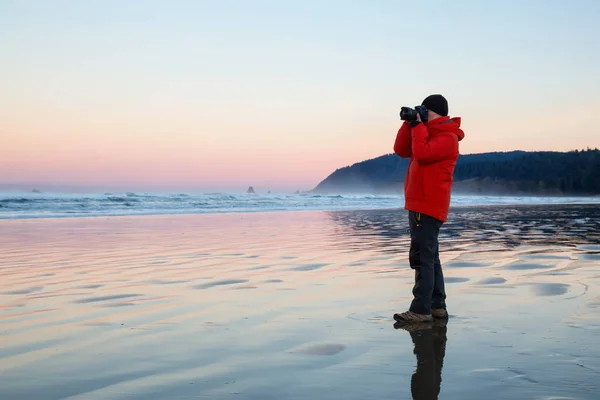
[[400, 107, 417, 121]]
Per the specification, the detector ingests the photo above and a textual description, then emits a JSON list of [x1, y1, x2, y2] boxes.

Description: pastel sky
[[2, 0, 599, 192]]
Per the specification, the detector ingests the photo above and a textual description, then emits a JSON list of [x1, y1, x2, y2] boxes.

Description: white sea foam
[[0, 191, 598, 219]]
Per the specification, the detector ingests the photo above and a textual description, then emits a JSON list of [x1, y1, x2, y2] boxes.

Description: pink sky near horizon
[[3, 96, 600, 192], [2, 1, 599, 192]]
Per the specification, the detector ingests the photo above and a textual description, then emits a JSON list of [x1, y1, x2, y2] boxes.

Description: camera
[[400, 105, 429, 122]]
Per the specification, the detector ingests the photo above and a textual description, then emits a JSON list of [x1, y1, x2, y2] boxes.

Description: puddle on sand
[[447, 262, 493, 268], [290, 343, 346, 356], [580, 253, 600, 261], [503, 263, 555, 270], [530, 283, 570, 297], [445, 277, 470, 283], [477, 277, 507, 285], [521, 254, 571, 260]]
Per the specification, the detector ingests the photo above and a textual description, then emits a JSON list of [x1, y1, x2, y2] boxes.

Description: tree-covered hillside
[[312, 149, 600, 195]]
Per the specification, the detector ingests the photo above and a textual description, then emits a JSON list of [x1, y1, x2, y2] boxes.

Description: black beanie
[[422, 94, 448, 116]]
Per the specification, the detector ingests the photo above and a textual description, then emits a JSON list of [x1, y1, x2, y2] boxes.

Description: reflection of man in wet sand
[[395, 319, 448, 399]]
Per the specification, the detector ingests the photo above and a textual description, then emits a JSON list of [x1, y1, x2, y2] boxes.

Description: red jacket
[[393, 116, 465, 223]]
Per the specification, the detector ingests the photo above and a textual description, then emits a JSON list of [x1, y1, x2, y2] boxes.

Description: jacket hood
[[426, 116, 465, 141]]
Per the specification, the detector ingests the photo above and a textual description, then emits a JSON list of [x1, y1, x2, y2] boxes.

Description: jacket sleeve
[[393, 122, 412, 158], [411, 123, 457, 164]]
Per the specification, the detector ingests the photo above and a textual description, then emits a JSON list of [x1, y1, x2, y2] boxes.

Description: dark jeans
[[408, 211, 446, 315]]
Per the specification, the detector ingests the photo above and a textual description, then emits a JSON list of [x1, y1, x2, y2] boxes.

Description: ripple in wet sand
[[185, 252, 211, 258], [150, 280, 189, 285], [193, 279, 249, 289], [79, 284, 104, 289], [248, 265, 270, 271], [1, 286, 43, 295], [587, 297, 600, 308], [102, 302, 137, 307], [292, 263, 329, 271], [73, 294, 142, 304]]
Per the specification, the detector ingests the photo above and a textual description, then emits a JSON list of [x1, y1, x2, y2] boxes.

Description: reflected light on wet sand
[[0, 204, 599, 399]]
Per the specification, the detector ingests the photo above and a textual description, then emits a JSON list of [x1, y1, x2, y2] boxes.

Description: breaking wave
[[0, 191, 598, 220]]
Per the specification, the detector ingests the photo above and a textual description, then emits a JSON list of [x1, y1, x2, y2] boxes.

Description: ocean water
[[1, 191, 599, 220]]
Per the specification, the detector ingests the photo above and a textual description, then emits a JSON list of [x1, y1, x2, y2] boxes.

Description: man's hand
[[409, 112, 422, 127]]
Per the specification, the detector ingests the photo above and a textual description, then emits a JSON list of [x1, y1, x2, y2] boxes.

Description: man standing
[[392, 94, 465, 322]]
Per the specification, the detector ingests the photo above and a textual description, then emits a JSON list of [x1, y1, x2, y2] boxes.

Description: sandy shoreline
[[1, 204, 599, 399]]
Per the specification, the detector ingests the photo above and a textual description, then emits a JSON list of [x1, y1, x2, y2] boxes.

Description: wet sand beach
[[1, 204, 600, 399]]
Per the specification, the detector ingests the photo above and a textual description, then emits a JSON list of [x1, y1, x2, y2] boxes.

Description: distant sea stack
[[312, 149, 600, 196], [247, 186, 256, 194]]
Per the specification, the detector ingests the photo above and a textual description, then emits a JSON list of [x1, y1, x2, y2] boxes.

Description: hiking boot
[[393, 311, 433, 323], [432, 308, 448, 319]]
